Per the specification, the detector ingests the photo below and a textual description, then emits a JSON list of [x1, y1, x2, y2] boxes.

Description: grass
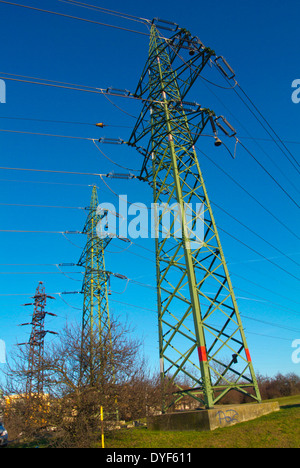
[[7, 395, 300, 448], [103, 395, 300, 449]]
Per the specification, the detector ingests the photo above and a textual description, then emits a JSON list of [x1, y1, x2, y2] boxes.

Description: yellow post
[[100, 406, 105, 448]]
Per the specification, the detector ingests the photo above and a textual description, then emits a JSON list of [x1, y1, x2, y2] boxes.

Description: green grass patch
[[8, 395, 300, 448], [104, 395, 300, 449]]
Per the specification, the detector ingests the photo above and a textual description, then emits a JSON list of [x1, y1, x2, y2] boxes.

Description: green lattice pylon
[[77, 186, 112, 385], [129, 23, 261, 410]]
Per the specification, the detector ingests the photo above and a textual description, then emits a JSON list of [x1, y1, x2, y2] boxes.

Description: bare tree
[[3, 315, 157, 446]]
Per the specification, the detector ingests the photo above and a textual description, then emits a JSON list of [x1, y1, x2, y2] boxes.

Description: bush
[[257, 372, 300, 400]]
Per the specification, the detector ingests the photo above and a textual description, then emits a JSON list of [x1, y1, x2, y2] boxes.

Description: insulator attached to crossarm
[[106, 171, 136, 179], [209, 114, 237, 148], [215, 116, 237, 137], [98, 137, 125, 145], [152, 18, 179, 32], [209, 116, 222, 147], [214, 56, 236, 80], [105, 87, 131, 97]]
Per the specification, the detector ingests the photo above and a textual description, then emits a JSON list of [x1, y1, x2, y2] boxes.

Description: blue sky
[[0, 0, 299, 384]]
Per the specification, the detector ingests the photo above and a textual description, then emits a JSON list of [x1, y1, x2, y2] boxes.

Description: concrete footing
[[147, 401, 280, 432]]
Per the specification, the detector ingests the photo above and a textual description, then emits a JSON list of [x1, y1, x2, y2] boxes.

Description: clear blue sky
[[0, 0, 299, 384]]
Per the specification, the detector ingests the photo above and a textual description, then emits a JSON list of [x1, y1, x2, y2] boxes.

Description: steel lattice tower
[[20, 282, 56, 396], [129, 23, 261, 410], [78, 186, 113, 385]]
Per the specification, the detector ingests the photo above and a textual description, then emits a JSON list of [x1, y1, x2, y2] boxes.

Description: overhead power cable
[[0, 178, 99, 188], [0, 72, 166, 110], [0, 115, 95, 126], [0, 72, 136, 98], [58, 0, 151, 25], [1, 115, 300, 141], [211, 59, 300, 174], [238, 139, 300, 209], [1, 259, 299, 311], [212, 200, 300, 267], [0, 165, 104, 176], [0, 1, 150, 36], [0, 230, 81, 234], [0, 128, 96, 140], [99, 175, 300, 276], [219, 226, 300, 282], [196, 145, 300, 241], [0, 165, 135, 179], [0, 203, 86, 210], [0, 115, 132, 129], [234, 83, 300, 174], [194, 58, 300, 198]]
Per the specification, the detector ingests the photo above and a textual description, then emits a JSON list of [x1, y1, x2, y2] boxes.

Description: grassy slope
[[7, 395, 300, 448], [105, 395, 300, 449]]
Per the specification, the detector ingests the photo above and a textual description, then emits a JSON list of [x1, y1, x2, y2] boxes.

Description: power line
[[232, 271, 300, 307], [99, 175, 300, 280], [4, 180, 296, 285], [0, 229, 77, 234], [1, 114, 300, 142], [0, 72, 164, 110], [0, 165, 108, 177], [0, 289, 298, 343], [0, 73, 136, 98], [1, 168, 298, 284], [0, 115, 132, 128], [0, 1, 150, 36], [92, 140, 139, 172], [212, 200, 300, 267], [238, 139, 300, 209], [196, 145, 300, 241], [0, 115, 95, 126], [0, 271, 82, 275], [235, 285, 300, 316], [0, 69, 201, 112], [1, 259, 299, 314], [2, 15, 298, 208], [0, 178, 98, 188], [0, 128, 140, 173], [211, 59, 300, 174], [0, 202, 86, 210], [58, 0, 151, 25], [0, 128, 95, 140], [2, 74, 296, 211], [219, 226, 300, 282], [235, 83, 300, 174], [196, 61, 300, 196]]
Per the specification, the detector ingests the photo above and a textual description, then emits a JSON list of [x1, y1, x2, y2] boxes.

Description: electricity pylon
[[129, 22, 261, 410], [19, 282, 56, 397], [77, 186, 113, 386]]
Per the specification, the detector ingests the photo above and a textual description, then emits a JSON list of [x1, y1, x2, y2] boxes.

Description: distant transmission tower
[[77, 186, 113, 385], [129, 21, 261, 410], [19, 282, 56, 396]]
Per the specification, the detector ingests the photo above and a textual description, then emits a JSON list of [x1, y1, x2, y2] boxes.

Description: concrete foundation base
[[147, 401, 280, 431]]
